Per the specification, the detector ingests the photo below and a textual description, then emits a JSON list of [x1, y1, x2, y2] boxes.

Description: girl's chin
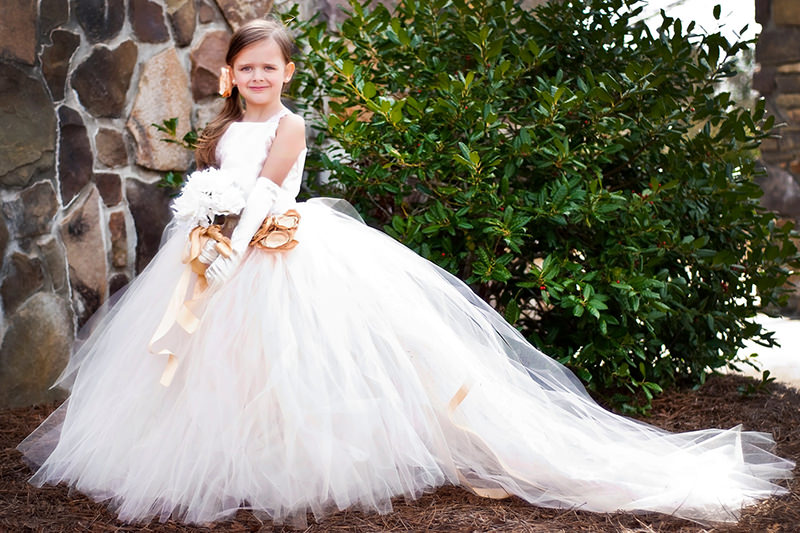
[[243, 94, 279, 104]]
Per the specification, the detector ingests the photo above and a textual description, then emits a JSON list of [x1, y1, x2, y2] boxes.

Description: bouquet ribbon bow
[[148, 224, 235, 386]]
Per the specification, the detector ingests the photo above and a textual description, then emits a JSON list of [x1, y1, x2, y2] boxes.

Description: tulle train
[[18, 198, 794, 526]]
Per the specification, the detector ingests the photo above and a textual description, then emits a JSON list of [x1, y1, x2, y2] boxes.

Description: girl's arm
[[258, 113, 306, 187], [205, 114, 306, 288]]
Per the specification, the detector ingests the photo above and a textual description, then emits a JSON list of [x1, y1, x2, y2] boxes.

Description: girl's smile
[[232, 37, 295, 121]]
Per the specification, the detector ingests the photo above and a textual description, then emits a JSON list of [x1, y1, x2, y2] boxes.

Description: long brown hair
[[194, 19, 294, 169]]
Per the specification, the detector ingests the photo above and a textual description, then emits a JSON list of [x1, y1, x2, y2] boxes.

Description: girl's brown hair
[[194, 19, 294, 169]]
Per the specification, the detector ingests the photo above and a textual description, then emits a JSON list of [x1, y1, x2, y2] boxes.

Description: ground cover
[[1, 374, 797, 532]]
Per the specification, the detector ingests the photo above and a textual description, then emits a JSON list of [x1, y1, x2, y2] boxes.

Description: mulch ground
[[1, 373, 798, 533]]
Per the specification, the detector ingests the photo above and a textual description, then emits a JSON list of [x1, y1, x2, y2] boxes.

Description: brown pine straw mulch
[[1, 374, 798, 533]]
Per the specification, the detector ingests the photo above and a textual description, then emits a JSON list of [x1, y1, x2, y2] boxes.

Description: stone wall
[[0, 0, 347, 408], [755, 0, 800, 180], [753, 0, 800, 314]]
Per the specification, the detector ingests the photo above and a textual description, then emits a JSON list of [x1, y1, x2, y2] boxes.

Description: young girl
[[19, 18, 794, 528]]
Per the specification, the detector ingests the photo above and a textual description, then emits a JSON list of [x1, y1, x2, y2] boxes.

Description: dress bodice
[[215, 107, 306, 203]]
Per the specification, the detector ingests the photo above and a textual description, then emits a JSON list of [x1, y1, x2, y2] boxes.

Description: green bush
[[289, 0, 799, 410]]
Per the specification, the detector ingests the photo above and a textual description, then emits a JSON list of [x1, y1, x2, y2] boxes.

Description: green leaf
[[342, 60, 354, 76]]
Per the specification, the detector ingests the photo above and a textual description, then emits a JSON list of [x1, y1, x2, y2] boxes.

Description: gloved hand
[[197, 238, 220, 266], [205, 177, 282, 289]]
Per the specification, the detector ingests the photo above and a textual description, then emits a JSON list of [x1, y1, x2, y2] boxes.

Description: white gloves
[[197, 239, 220, 266], [205, 177, 283, 289]]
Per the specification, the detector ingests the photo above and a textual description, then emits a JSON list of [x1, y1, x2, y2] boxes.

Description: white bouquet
[[171, 168, 246, 227]]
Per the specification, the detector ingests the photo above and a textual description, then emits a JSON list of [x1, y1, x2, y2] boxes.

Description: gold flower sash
[[251, 209, 301, 251]]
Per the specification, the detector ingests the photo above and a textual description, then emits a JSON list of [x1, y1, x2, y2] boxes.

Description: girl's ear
[[284, 61, 296, 83]]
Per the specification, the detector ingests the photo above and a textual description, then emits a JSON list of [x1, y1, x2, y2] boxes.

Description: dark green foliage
[[288, 0, 799, 409], [152, 118, 198, 151]]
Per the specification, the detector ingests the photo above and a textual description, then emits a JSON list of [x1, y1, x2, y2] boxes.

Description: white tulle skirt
[[18, 198, 794, 526]]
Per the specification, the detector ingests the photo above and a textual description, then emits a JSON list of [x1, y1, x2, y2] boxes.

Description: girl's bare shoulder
[[279, 111, 305, 130], [276, 111, 306, 144]]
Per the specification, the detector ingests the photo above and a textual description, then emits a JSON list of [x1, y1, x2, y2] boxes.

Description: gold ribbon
[[448, 381, 513, 500], [251, 209, 301, 251], [185, 225, 233, 276], [149, 225, 233, 386]]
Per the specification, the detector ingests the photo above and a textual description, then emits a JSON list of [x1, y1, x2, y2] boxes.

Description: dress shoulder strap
[[269, 106, 291, 125]]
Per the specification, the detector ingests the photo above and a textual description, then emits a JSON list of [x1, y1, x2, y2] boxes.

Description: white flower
[[171, 168, 247, 227]]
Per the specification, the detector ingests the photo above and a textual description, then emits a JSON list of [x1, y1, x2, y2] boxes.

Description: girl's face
[[231, 37, 295, 111]]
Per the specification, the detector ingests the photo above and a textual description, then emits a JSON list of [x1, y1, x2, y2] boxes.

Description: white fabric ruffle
[[18, 198, 794, 526]]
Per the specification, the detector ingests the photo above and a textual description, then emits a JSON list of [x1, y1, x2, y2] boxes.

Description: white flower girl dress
[[18, 107, 794, 526]]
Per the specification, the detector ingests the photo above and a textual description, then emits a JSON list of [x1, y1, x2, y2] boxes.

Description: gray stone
[[763, 128, 800, 152], [72, 40, 138, 118], [41, 30, 80, 101], [76, 0, 125, 43], [303, 0, 350, 27], [195, 97, 225, 130], [0, 292, 72, 408], [58, 106, 94, 206], [756, 28, 800, 66], [59, 187, 107, 325], [756, 0, 771, 24], [0, 63, 57, 187], [758, 165, 800, 220], [197, 0, 218, 23], [753, 67, 776, 96], [3, 181, 58, 239], [130, 0, 170, 43], [776, 74, 800, 94], [167, 0, 197, 47], [40, 0, 70, 43], [127, 48, 193, 171], [108, 211, 127, 268], [95, 127, 128, 168], [38, 236, 68, 295], [776, 94, 800, 109], [0, 216, 8, 270], [761, 150, 794, 165], [109, 272, 129, 294], [190, 30, 231, 101], [758, 165, 800, 315], [95, 172, 122, 206], [0, 0, 37, 65], [214, 0, 274, 30], [1, 252, 45, 314], [126, 178, 172, 273]]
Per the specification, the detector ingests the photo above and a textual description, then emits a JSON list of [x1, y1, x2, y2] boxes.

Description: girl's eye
[[240, 66, 251, 72]]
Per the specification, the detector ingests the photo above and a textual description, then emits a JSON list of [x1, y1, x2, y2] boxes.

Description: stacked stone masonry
[[0, 0, 348, 408], [754, 0, 800, 314], [756, 0, 800, 171]]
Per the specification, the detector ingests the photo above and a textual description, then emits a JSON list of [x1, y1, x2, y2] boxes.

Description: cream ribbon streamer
[[448, 381, 513, 500], [148, 225, 232, 386]]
